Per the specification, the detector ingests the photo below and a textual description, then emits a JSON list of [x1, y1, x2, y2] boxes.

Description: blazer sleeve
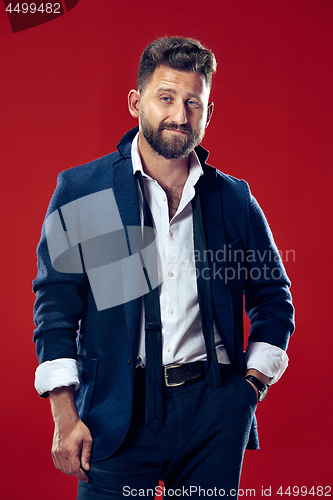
[[243, 187, 295, 351], [33, 170, 90, 365]]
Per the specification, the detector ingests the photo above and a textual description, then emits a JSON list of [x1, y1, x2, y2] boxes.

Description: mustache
[[158, 122, 194, 135]]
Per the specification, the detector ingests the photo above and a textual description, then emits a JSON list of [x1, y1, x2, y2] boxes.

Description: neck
[[137, 130, 190, 189]]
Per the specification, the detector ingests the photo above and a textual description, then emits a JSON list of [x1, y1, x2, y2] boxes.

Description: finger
[[59, 453, 76, 476], [80, 436, 93, 471], [52, 449, 64, 472], [54, 450, 87, 481], [66, 448, 82, 476], [56, 444, 80, 476], [57, 452, 87, 482], [73, 467, 90, 483], [53, 453, 89, 481]]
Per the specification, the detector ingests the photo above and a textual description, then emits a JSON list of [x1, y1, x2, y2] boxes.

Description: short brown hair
[[137, 36, 217, 93]]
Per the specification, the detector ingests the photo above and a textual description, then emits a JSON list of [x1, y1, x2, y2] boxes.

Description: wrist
[[246, 368, 271, 387], [49, 385, 80, 426], [245, 373, 270, 402]]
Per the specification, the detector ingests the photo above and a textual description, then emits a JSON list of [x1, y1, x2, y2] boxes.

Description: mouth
[[164, 128, 189, 135]]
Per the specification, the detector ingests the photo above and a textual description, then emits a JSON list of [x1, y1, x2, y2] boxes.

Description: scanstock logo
[[3, 1, 80, 33], [45, 189, 161, 310]]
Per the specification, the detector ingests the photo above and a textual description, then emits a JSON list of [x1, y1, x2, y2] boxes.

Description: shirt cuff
[[245, 342, 289, 384], [34, 358, 80, 396]]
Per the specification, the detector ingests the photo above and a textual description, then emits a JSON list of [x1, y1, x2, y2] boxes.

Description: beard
[[140, 110, 205, 160]]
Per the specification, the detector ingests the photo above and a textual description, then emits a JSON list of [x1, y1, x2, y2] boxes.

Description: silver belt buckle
[[164, 364, 186, 387]]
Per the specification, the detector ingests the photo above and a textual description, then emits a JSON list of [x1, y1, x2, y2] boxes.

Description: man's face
[[138, 65, 213, 160]]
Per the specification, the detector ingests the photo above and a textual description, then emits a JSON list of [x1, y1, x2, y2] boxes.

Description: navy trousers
[[77, 365, 257, 500]]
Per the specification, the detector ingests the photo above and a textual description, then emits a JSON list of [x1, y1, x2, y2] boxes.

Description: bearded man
[[33, 36, 294, 500]]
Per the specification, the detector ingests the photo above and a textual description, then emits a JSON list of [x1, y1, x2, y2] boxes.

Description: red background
[[0, 1, 332, 498]]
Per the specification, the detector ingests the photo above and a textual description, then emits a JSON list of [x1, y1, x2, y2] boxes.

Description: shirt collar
[[131, 132, 203, 187]]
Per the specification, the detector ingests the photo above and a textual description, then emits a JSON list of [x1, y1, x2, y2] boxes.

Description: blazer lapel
[[197, 163, 238, 367], [112, 139, 142, 360]]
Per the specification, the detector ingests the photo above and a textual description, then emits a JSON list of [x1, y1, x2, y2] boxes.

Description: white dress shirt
[[34, 133, 288, 395]]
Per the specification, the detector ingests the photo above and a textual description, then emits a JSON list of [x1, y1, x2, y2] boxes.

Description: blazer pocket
[[75, 354, 98, 424]]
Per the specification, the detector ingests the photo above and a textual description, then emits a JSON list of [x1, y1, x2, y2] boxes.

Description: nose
[[171, 101, 187, 125]]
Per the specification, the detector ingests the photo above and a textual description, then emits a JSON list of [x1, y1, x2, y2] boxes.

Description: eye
[[160, 96, 171, 102], [187, 99, 200, 107]]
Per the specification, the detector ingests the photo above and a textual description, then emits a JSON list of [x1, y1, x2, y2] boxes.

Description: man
[[33, 37, 294, 499]]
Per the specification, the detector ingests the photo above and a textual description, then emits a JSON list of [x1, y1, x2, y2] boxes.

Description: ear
[[205, 101, 214, 128], [128, 90, 141, 118]]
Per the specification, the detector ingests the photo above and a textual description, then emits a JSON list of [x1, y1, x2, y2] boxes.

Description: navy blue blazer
[[33, 127, 294, 460]]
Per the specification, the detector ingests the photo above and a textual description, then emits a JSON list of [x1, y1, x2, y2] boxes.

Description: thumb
[[81, 437, 92, 471]]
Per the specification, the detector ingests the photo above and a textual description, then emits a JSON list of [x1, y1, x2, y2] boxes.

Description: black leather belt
[[163, 361, 206, 387]]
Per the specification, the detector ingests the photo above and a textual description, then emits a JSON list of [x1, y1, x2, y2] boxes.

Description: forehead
[[144, 65, 209, 98]]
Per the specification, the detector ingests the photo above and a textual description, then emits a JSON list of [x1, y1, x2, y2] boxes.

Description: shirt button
[[167, 347, 171, 353], [169, 308, 174, 314], [165, 233, 169, 238], [162, 196, 166, 202], [168, 271, 174, 277]]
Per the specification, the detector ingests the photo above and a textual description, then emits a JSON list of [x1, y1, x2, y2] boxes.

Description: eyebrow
[[156, 87, 177, 94]]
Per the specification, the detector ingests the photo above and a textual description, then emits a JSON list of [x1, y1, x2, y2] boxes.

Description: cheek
[[195, 114, 207, 131], [145, 103, 168, 126]]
